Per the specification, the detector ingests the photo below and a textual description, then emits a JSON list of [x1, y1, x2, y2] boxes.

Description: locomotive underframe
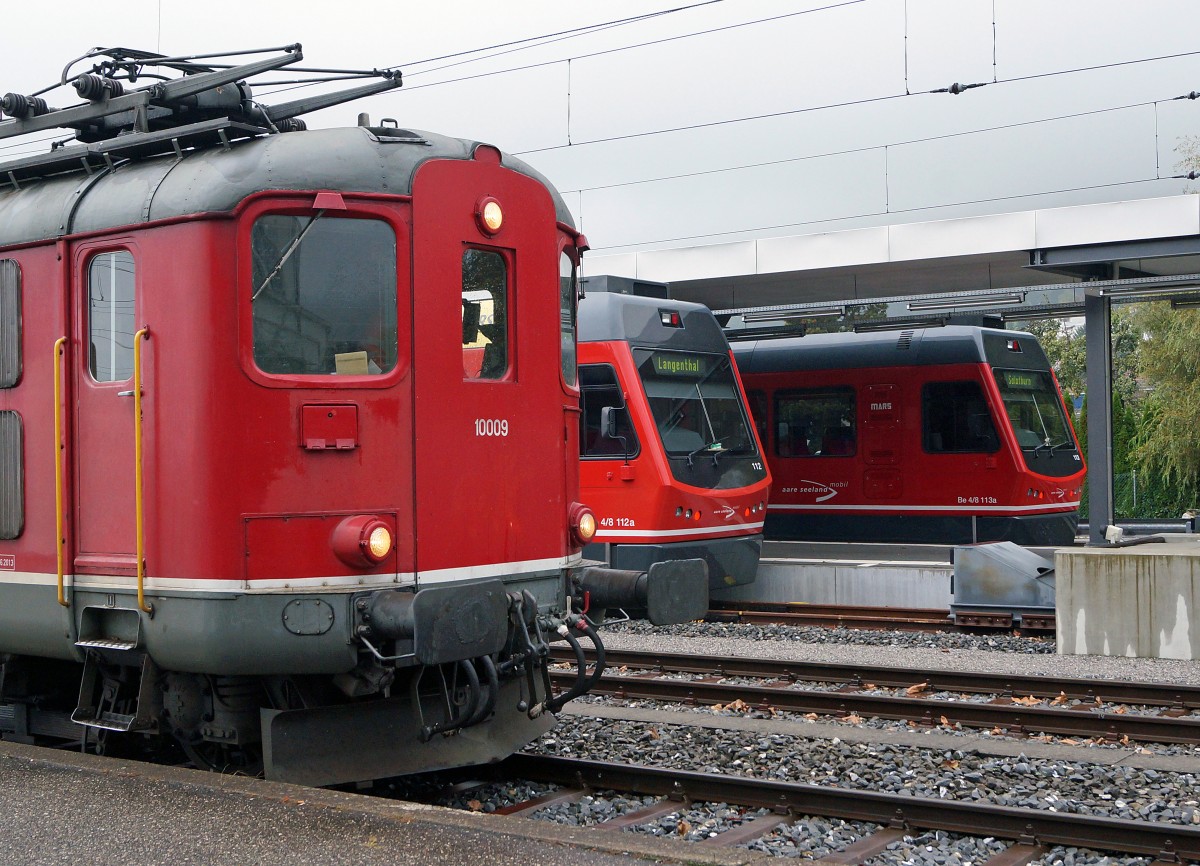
[[0, 569, 600, 784]]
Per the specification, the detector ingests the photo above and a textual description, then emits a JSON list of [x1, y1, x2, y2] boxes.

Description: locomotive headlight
[[367, 525, 393, 559], [568, 502, 597, 547], [332, 515, 394, 568], [476, 197, 504, 234]]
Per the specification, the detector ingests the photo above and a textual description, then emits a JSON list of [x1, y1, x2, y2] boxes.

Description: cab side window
[[88, 250, 136, 382], [579, 364, 638, 458]]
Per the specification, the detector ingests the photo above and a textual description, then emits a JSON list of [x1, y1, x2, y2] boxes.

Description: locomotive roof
[[730, 325, 1052, 373], [578, 290, 731, 353], [0, 125, 573, 247]]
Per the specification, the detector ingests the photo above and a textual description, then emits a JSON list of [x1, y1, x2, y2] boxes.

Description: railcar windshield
[[994, 369, 1075, 451], [633, 349, 764, 489]]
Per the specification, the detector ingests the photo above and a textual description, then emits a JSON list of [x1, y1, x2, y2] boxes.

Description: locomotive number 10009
[[474, 418, 510, 437]]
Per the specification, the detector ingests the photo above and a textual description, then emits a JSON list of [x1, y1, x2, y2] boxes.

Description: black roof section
[[731, 325, 1052, 373]]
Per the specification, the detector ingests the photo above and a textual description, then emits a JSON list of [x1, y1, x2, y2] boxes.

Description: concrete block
[[1056, 542, 1200, 659]]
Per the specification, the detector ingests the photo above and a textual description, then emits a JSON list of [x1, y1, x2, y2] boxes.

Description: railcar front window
[[922, 380, 1000, 453], [461, 249, 509, 380], [635, 350, 757, 459], [88, 251, 136, 382], [994, 369, 1074, 451], [560, 252, 577, 387], [251, 215, 397, 376]]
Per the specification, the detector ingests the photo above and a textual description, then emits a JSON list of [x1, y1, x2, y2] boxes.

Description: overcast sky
[[6, 0, 1200, 259]]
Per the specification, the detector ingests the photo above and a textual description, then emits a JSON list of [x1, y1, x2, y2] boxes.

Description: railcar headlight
[[569, 502, 597, 546], [332, 515, 394, 567]]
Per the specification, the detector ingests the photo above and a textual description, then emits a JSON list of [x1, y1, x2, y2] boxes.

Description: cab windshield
[[994, 368, 1074, 451], [634, 349, 757, 460]]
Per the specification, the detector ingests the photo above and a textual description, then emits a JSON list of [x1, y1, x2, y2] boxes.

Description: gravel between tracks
[[487, 619, 1200, 864]]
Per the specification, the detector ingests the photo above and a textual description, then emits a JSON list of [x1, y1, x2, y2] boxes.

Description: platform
[[0, 740, 752, 866]]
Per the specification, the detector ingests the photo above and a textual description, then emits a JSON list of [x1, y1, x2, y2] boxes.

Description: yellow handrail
[[133, 327, 151, 613], [53, 337, 68, 607]]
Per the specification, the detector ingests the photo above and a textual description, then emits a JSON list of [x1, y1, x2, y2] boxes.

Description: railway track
[[489, 753, 1200, 861], [549, 647, 1200, 744], [704, 600, 1056, 632]]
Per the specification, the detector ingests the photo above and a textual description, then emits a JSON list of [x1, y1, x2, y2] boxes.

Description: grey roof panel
[[0, 127, 574, 247]]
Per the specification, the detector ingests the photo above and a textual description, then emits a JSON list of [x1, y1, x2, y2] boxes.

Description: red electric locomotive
[[732, 325, 1085, 546], [578, 280, 770, 594], [0, 46, 705, 786]]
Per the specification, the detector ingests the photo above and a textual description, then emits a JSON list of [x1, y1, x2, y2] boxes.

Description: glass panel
[[88, 251, 136, 382], [923, 380, 1000, 453], [994, 368, 1073, 450], [559, 252, 577, 387], [775, 388, 856, 457], [579, 364, 638, 458], [634, 350, 757, 457], [251, 215, 397, 376], [462, 249, 508, 380]]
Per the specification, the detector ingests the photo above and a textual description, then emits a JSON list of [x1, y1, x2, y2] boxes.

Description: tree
[[1127, 303, 1200, 514]]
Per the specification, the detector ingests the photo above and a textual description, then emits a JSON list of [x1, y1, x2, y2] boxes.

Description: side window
[[251, 215, 397, 376], [88, 251, 136, 382], [923, 380, 999, 453], [775, 387, 856, 457], [559, 252, 577, 387], [747, 389, 768, 447], [462, 249, 509, 380], [0, 259, 20, 388], [579, 364, 638, 458]]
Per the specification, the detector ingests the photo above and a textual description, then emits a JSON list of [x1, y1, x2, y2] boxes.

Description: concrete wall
[[712, 559, 952, 608], [1056, 542, 1200, 659]]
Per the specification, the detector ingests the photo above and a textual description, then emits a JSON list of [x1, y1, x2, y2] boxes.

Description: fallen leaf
[[467, 799, 484, 811], [648, 727, 660, 739], [1051, 692, 1069, 706], [845, 713, 864, 724], [1114, 705, 1128, 715], [678, 820, 691, 835], [1120, 734, 1131, 746], [906, 682, 929, 696], [803, 713, 819, 720], [941, 759, 960, 770], [990, 726, 1004, 735], [1061, 738, 1079, 745], [939, 715, 950, 726], [1011, 695, 1040, 706]]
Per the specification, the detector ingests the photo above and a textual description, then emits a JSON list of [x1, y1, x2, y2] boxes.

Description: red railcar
[[578, 287, 770, 593], [0, 47, 703, 786], [732, 325, 1085, 546]]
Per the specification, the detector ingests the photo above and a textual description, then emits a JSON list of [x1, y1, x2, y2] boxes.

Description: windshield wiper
[[1048, 439, 1073, 455], [251, 209, 326, 301]]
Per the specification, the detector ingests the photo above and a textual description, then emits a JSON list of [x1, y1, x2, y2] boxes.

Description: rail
[[551, 647, 1200, 744]]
